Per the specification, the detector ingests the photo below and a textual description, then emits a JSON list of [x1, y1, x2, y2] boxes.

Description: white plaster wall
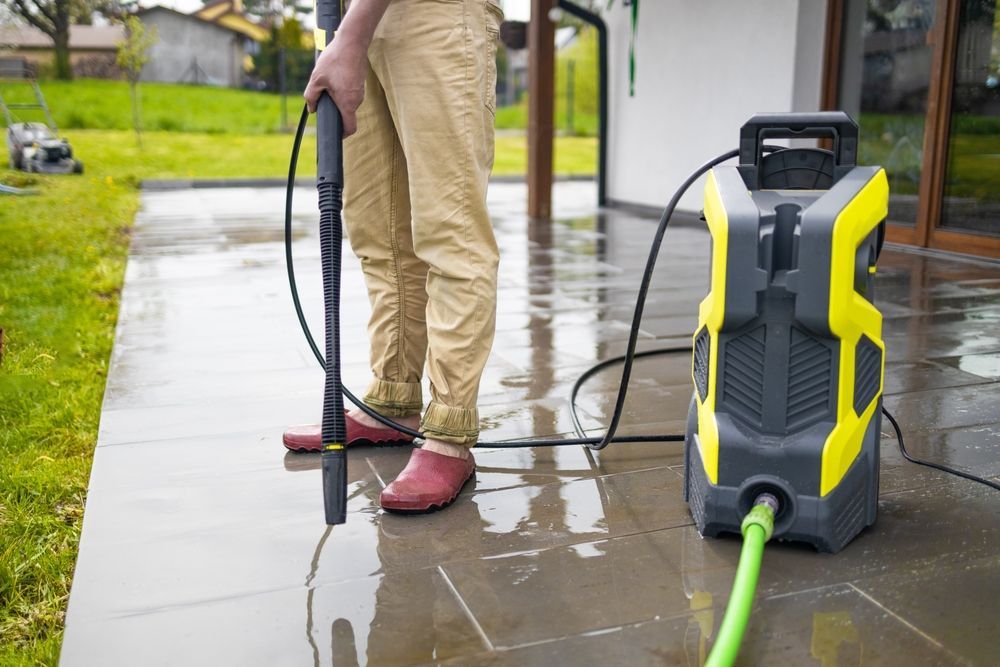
[[603, 0, 828, 211]]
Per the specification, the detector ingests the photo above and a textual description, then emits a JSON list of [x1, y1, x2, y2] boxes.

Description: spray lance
[[313, 0, 348, 525]]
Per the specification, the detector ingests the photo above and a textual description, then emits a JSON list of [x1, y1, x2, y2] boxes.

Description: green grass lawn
[[4, 32, 602, 137], [0, 79, 595, 665], [60, 129, 596, 181], [1, 79, 292, 134], [0, 168, 132, 665], [1, 76, 597, 177]]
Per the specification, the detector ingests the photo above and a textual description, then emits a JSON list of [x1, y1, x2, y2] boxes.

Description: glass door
[[831, 0, 1000, 257], [937, 0, 1000, 241], [837, 0, 938, 231]]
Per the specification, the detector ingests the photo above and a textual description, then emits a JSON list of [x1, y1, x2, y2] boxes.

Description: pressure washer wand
[[314, 0, 348, 525]]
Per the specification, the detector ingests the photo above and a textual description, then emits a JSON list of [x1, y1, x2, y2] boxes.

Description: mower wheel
[[73, 160, 84, 175]]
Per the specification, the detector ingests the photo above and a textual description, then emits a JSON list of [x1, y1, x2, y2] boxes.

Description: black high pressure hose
[[289, 107, 1000, 491]]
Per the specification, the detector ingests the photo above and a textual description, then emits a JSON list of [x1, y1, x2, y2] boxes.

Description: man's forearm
[[336, 0, 393, 50], [305, 0, 392, 131]]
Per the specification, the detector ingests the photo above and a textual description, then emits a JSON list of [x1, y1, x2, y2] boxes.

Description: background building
[[0, 25, 123, 79], [0, 1, 266, 88], [192, 0, 270, 43], [136, 6, 259, 87]]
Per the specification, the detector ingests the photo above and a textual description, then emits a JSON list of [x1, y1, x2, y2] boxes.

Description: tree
[[256, 17, 311, 90], [115, 15, 156, 148], [5, 0, 136, 80], [9, 0, 76, 79]]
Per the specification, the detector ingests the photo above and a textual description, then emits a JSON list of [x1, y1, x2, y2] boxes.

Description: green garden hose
[[705, 496, 777, 667]]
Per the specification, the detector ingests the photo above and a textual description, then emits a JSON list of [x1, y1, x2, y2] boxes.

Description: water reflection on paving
[[61, 182, 1000, 666]]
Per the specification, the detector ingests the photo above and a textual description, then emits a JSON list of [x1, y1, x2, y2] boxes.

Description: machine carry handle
[[739, 112, 859, 170]]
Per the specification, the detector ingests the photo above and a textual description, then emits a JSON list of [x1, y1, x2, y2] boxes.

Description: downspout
[[556, 0, 608, 206]]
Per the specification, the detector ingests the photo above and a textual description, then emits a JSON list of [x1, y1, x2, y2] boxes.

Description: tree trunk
[[53, 27, 72, 80], [130, 80, 143, 149]]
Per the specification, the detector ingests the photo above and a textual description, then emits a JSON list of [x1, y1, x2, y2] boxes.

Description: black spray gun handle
[[316, 95, 344, 187], [315, 0, 348, 526], [315, 0, 345, 187]]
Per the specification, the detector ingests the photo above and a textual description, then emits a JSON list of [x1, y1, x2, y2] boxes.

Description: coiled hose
[[291, 103, 999, 524], [287, 104, 746, 450]]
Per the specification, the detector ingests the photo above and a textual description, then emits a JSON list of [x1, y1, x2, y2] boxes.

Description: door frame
[[821, 0, 1000, 259]]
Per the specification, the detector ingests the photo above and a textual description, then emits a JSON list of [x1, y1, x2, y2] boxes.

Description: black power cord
[[882, 408, 999, 491], [285, 105, 999, 491]]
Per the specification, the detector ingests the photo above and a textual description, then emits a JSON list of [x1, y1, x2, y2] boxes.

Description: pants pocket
[[483, 26, 500, 115], [484, 5, 502, 116]]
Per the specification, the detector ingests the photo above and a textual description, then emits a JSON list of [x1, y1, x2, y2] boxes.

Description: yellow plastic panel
[[820, 169, 889, 495], [692, 170, 732, 484]]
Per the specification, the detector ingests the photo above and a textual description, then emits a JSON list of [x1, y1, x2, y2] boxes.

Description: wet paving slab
[[62, 181, 1000, 666]]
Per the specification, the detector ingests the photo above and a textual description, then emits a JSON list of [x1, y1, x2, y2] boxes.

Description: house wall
[[140, 8, 243, 87], [602, 0, 828, 212]]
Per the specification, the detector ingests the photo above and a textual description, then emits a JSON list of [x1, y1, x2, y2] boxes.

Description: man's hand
[[303, 0, 392, 137], [304, 34, 368, 136]]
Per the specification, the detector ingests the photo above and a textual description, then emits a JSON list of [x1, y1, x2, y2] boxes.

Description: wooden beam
[[819, 0, 844, 112], [915, 0, 961, 248], [817, 0, 844, 154], [928, 227, 1000, 258], [527, 0, 556, 219]]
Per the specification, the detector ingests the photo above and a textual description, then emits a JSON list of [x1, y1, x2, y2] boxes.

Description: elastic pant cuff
[[421, 401, 479, 446], [363, 378, 423, 417]]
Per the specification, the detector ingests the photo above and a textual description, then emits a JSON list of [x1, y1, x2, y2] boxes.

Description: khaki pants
[[343, 0, 504, 446]]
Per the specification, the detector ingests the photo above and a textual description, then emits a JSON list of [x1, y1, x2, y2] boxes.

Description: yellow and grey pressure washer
[[684, 112, 889, 554]]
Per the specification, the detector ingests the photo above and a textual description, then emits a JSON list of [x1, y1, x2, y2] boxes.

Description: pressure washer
[[291, 4, 997, 661], [685, 114, 887, 555]]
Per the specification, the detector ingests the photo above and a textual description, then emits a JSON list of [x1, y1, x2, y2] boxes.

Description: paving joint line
[[847, 583, 973, 666], [366, 457, 387, 488], [437, 565, 495, 653]]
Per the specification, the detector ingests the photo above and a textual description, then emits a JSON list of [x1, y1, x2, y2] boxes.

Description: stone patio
[[61, 181, 1000, 666]]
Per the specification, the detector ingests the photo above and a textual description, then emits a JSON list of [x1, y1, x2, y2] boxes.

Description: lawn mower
[[1, 68, 83, 175], [6, 122, 83, 174]]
